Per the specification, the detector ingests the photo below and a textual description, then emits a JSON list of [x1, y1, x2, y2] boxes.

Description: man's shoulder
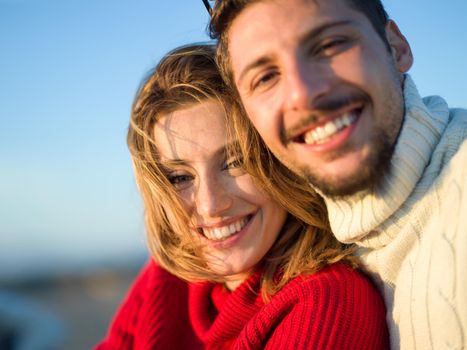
[[440, 137, 467, 182], [433, 110, 467, 237], [441, 105, 467, 172], [447, 108, 467, 134], [446, 106, 467, 142], [430, 106, 467, 172]]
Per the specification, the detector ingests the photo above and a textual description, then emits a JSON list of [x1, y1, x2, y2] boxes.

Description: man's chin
[[291, 124, 396, 198], [306, 167, 378, 198]]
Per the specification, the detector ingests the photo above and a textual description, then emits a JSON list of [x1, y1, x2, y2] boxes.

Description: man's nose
[[283, 56, 332, 111]]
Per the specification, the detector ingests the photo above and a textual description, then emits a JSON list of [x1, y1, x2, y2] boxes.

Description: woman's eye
[[223, 157, 245, 176], [167, 173, 193, 188], [224, 157, 243, 170]]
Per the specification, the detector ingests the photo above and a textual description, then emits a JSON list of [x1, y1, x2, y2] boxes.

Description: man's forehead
[[227, 0, 362, 50], [227, 0, 363, 80], [231, 0, 353, 17]]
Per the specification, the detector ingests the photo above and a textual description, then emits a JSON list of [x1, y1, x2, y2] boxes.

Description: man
[[209, 0, 467, 348]]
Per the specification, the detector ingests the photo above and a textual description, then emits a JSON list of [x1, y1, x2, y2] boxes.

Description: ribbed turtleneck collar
[[188, 269, 264, 346], [320, 75, 449, 245]]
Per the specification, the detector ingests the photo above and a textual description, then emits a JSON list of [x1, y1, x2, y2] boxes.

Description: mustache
[[282, 92, 370, 143]]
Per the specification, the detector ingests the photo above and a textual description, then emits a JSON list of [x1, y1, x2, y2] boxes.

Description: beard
[[288, 79, 404, 197], [303, 123, 398, 197]]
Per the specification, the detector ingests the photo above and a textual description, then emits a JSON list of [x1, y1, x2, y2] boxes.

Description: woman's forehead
[[153, 100, 232, 162]]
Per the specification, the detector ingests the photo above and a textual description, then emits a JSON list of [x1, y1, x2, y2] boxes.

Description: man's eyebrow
[[237, 56, 274, 86], [298, 20, 353, 45], [236, 20, 353, 85]]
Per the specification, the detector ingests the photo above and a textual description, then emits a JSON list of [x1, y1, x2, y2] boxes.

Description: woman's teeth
[[202, 217, 249, 241], [303, 112, 357, 145]]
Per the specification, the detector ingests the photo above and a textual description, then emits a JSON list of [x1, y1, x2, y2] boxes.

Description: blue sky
[[0, 0, 466, 278]]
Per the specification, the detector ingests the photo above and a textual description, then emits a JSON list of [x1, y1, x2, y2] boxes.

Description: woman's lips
[[200, 215, 251, 241]]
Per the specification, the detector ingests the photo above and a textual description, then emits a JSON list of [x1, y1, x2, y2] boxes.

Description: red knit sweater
[[96, 262, 388, 349]]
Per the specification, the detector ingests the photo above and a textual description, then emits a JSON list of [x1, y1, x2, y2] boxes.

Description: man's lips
[[287, 105, 363, 145]]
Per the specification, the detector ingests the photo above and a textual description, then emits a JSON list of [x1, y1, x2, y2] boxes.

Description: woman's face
[[154, 99, 287, 290]]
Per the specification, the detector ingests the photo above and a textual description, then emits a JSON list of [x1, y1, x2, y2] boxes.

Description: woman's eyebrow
[[222, 140, 242, 155], [158, 159, 187, 171], [158, 140, 240, 168]]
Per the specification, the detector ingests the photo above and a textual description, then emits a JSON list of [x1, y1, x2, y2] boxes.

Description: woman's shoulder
[[139, 259, 184, 286], [266, 263, 386, 326], [281, 263, 379, 300], [240, 264, 388, 349], [113, 259, 186, 298], [95, 260, 193, 350]]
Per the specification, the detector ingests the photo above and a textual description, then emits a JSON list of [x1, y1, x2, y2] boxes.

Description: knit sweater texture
[[95, 262, 389, 349], [321, 75, 467, 349]]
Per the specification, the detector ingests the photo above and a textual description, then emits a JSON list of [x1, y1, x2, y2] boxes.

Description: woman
[[96, 44, 388, 349]]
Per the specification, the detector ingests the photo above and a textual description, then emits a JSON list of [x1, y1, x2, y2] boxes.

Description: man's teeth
[[202, 217, 249, 241], [303, 113, 357, 145]]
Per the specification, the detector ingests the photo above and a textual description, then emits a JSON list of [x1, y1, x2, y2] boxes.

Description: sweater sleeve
[[234, 264, 389, 350], [94, 260, 201, 350]]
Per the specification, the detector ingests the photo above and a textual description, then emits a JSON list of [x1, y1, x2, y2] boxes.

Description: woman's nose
[[194, 175, 234, 218]]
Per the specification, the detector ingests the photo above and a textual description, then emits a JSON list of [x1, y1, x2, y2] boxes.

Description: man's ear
[[386, 20, 413, 74]]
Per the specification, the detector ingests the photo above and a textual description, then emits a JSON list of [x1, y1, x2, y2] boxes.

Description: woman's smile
[[153, 99, 287, 286]]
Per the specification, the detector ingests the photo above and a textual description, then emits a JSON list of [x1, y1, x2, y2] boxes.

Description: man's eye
[[251, 71, 278, 91], [314, 38, 350, 57]]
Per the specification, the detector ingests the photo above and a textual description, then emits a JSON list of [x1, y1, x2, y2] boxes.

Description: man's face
[[227, 0, 413, 196]]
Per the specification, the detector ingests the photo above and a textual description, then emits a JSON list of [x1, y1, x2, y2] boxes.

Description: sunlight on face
[[228, 0, 412, 196], [153, 100, 287, 289]]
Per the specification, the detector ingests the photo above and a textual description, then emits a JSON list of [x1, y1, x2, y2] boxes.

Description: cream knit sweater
[[321, 75, 467, 349]]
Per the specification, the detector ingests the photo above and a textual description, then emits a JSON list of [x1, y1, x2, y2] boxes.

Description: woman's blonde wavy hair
[[128, 43, 357, 300]]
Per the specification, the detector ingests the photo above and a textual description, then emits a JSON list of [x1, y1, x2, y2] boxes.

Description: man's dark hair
[[209, 0, 390, 94]]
